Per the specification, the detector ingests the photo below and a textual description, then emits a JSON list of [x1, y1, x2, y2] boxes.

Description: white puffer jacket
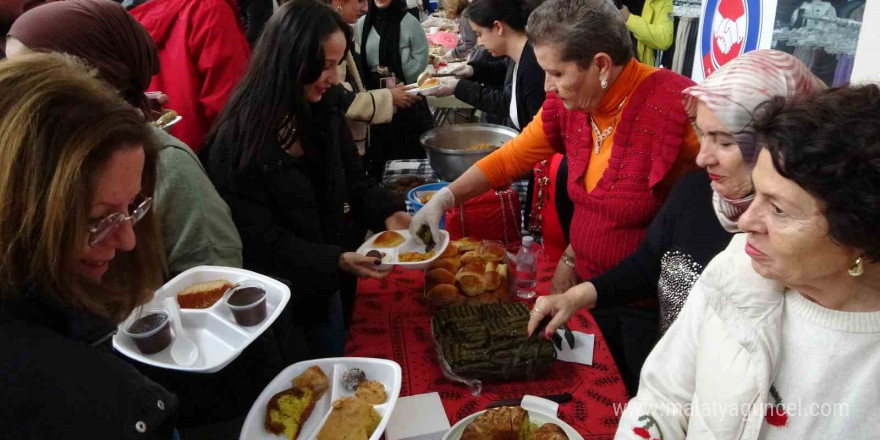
[[615, 233, 785, 440]]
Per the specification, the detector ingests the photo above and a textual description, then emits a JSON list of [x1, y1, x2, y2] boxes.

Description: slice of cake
[[176, 280, 233, 309], [292, 365, 330, 400], [264, 386, 317, 439]]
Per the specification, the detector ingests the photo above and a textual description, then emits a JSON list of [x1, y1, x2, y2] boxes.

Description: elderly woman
[[6, 0, 243, 279], [616, 85, 880, 439], [0, 53, 175, 438], [526, 51, 824, 376], [412, 0, 700, 388]]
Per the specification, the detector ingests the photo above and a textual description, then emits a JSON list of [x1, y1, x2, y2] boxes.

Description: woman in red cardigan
[[411, 0, 699, 393]]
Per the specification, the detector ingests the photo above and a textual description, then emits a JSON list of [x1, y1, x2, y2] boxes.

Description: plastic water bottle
[[516, 236, 538, 299]]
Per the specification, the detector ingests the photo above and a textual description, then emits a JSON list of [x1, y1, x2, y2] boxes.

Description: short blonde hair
[[0, 53, 165, 323]]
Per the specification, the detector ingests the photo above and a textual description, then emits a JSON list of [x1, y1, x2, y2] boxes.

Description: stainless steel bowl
[[420, 123, 520, 181]]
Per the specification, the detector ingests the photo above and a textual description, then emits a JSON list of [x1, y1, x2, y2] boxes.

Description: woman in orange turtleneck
[[412, 0, 699, 392]]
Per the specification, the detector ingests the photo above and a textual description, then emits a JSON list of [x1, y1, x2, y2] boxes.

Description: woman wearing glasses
[[0, 53, 176, 438], [6, 0, 243, 278]]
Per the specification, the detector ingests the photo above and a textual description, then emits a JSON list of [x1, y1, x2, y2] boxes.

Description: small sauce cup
[[122, 305, 173, 354], [225, 280, 268, 327]]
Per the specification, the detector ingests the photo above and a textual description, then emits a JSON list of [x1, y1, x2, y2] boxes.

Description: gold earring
[[335, 5, 343, 13], [849, 256, 864, 277], [600, 76, 608, 89]]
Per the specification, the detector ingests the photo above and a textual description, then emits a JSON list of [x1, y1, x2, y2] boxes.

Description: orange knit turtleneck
[[476, 59, 699, 193]]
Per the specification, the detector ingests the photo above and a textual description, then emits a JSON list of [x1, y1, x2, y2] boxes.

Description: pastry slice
[[292, 365, 330, 400], [264, 386, 317, 439], [176, 280, 232, 309]]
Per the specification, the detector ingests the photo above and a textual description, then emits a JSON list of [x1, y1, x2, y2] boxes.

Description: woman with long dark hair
[[356, 0, 433, 177], [202, 0, 410, 353]]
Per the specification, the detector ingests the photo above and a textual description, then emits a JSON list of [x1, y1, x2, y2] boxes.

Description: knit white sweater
[[758, 290, 880, 438], [615, 234, 880, 440]]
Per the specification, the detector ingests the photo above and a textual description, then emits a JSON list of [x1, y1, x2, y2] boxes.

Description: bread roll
[[460, 251, 485, 267], [477, 242, 506, 262], [439, 242, 460, 259], [454, 237, 481, 253], [373, 231, 406, 248], [429, 257, 461, 274], [427, 284, 461, 302], [426, 268, 456, 288], [483, 271, 501, 291], [458, 274, 486, 297], [458, 262, 486, 276]]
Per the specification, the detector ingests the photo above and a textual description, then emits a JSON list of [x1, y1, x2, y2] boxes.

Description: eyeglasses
[[87, 195, 153, 247]]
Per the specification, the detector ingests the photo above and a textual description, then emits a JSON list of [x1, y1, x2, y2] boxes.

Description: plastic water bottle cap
[[522, 236, 534, 246]]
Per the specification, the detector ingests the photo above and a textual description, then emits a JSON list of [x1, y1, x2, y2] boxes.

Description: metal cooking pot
[[420, 123, 520, 181]]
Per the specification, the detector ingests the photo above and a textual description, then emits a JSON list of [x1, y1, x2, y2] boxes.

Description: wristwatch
[[560, 253, 575, 268]]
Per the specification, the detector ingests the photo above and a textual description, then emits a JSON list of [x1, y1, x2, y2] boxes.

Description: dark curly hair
[[753, 84, 880, 262]]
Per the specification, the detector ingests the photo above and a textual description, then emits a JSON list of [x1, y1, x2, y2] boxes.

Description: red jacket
[[131, 0, 250, 152]]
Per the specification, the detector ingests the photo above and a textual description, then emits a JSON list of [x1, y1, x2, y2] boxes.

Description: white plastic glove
[[451, 63, 474, 78], [410, 186, 455, 245], [434, 77, 459, 97]]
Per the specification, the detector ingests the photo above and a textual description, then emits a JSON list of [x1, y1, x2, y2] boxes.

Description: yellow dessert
[[265, 387, 316, 439]]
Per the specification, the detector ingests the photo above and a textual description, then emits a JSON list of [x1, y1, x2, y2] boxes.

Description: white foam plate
[[240, 357, 402, 440], [406, 83, 441, 96], [356, 229, 449, 270], [442, 396, 584, 440], [437, 62, 465, 75], [112, 266, 290, 373]]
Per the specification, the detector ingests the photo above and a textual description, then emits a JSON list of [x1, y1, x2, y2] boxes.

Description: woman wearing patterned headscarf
[[528, 50, 824, 351], [7, 0, 243, 278]]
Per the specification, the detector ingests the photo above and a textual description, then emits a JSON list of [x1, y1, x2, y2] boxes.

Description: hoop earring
[[849, 256, 864, 277], [600, 76, 608, 89]]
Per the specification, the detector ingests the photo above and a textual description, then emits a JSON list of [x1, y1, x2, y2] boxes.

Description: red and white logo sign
[[700, 0, 762, 78]]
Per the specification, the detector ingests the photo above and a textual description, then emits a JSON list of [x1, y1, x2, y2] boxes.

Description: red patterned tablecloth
[[346, 258, 629, 440]]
